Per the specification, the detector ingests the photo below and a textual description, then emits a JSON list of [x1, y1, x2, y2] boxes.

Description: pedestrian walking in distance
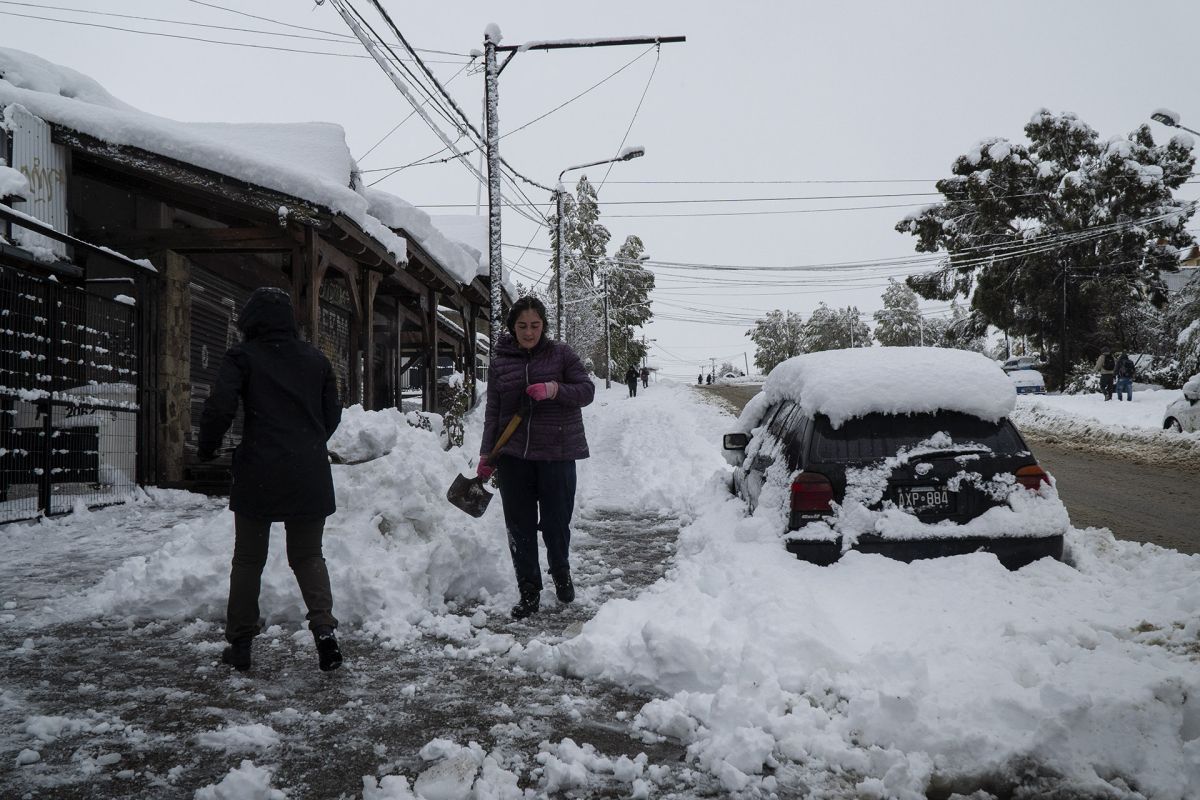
[[697, 372, 703, 385], [640, 366, 650, 389], [1095, 347, 1116, 401], [624, 364, 639, 398], [198, 287, 344, 673], [477, 296, 595, 620], [1115, 351, 1136, 401]]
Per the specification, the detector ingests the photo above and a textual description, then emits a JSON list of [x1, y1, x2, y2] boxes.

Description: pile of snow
[[520, 381, 1200, 798], [762, 347, 1016, 429], [0, 163, 29, 198], [61, 405, 514, 643], [0, 48, 406, 263]]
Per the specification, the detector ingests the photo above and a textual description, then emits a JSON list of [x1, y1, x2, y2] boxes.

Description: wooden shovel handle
[[486, 412, 523, 463]]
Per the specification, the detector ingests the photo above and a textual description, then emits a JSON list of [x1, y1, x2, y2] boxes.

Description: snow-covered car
[[1000, 355, 1045, 373], [1007, 368, 1046, 395], [723, 348, 1068, 569], [1163, 373, 1200, 433]]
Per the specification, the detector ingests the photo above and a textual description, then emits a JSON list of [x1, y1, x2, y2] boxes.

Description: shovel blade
[[446, 472, 494, 517]]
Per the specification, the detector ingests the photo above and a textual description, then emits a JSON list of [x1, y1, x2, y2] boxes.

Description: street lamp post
[[555, 147, 645, 344], [1151, 109, 1200, 138]]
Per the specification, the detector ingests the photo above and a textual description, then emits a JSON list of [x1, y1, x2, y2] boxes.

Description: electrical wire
[[598, 44, 661, 192], [185, 0, 470, 56], [356, 58, 475, 162]]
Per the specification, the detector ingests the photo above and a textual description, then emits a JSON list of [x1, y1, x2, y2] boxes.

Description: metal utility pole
[[710, 357, 716, 379], [484, 31, 684, 351], [555, 149, 644, 344], [484, 28, 504, 350], [603, 269, 612, 389], [743, 351, 750, 376], [555, 188, 566, 341]]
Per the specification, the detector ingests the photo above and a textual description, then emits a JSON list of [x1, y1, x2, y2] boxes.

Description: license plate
[[896, 485, 952, 514]]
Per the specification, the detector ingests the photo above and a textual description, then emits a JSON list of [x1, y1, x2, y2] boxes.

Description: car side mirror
[[723, 432, 750, 450]]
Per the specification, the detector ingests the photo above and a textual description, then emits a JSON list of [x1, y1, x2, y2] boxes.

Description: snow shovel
[[446, 411, 523, 517]]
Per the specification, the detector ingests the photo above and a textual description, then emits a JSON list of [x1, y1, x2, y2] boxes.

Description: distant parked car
[[1163, 374, 1200, 433], [724, 348, 1067, 569], [1007, 369, 1046, 395], [1001, 355, 1045, 373]]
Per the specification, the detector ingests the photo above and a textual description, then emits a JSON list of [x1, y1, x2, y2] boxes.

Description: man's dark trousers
[[495, 457, 576, 591], [226, 514, 337, 643]]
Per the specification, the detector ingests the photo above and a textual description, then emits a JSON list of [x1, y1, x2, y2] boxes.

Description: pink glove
[[476, 457, 494, 480], [525, 381, 559, 402]]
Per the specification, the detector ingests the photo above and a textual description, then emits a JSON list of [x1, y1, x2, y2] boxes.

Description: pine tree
[[607, 235, 655, 372], [896, 110, 1196, 384], [801, 303, 873, 352], [746, 309, 804, 373], [873, 280, 924, 346]]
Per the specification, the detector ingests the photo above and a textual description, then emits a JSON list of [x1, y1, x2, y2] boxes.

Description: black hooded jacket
[[198, 287, 341, 520]]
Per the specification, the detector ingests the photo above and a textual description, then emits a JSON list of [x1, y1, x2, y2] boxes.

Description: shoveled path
[[0, 509, 724, 799]]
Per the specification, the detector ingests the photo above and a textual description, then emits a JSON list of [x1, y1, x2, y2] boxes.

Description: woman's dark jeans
[[226, 514, 337, 643], [496, 457, 576, 591]]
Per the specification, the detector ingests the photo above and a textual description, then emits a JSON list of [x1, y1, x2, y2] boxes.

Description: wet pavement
[[1, 510, 727, 799]]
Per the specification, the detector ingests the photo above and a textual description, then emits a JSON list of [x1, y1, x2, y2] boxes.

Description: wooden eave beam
[[53, 128, 328, 228], [76, 226, 296, 253], [329, 214, 398, 274]]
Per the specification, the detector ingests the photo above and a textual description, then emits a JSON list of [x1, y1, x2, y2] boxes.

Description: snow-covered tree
[[747, 309, 804, 374], [801, 303, 873, 352], [926, 301, 987, 351], [873, 280, 924, 346], [606, 235, 655, 373], [896, 110, 1196, 385]]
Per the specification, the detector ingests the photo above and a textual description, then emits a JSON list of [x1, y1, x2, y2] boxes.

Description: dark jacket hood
[[239, 287, 298, 340]]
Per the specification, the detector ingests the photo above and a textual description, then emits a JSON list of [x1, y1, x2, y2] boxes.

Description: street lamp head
[[619, 146, 646, 161], [1151, 108, 1181, 127]]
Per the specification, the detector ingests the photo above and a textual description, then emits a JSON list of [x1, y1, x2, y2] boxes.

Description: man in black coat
[[198, 287, 344, 672]]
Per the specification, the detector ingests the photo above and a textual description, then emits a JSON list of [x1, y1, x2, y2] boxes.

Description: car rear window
[[809, 411, 1024, 463]]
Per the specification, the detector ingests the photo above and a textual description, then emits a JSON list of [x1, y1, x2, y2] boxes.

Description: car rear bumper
[[784, 533, 1063, 570]]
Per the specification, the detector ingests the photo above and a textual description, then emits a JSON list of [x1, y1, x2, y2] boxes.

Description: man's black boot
[[551, 568, 575, 604], [314, 626, 343, 672], [222, 638, 252, 672], [511, 584, 541, 620]]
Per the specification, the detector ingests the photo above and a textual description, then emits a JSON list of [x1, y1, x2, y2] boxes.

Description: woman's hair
[[505, 295, 549, 338]]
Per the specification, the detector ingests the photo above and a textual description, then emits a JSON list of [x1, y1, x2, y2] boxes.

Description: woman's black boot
[[551, 568, 575, 604], [222, 638, 252, 672], [511, 584, 541, 619], [314, 626, 343, 672]]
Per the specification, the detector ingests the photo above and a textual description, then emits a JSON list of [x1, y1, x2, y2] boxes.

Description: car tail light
[[791, 471, 834, 514], [1015, 464, 1050, 491]]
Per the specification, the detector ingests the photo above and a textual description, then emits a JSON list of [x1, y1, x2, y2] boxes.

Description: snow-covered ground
[[1013, 388, 1200, 468], [2, 381, 1198, 798]]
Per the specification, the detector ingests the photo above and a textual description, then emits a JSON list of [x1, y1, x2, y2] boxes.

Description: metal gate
[[0, 264, 139, 522]]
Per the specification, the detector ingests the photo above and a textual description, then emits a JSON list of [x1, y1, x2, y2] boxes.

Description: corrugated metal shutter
[[7, 107, 69, 258], [186, 266, 253, 471]]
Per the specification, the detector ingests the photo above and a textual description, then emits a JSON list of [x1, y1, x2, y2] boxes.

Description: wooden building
[[2, 49, 501, 507]]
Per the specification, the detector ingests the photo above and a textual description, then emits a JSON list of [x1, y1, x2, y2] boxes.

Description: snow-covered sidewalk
[[2, 380, 1199, 798], [1013, 389, 1200, 468]]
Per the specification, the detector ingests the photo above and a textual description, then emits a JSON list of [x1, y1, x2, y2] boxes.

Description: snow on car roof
[[762, 347, 1016, 428]]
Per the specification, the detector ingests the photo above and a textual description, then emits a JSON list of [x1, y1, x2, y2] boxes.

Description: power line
[[0, 8, 468, 62], [356, 58, 475, 162], [598, 44, 661, 192], [185, 0, 470, 56]]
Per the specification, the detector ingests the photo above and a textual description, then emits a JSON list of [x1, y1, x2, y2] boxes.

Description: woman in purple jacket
[[477, 296, 595, 619]]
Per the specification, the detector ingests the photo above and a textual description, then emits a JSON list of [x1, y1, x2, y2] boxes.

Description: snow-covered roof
[[364, 190, 480, 286], [0, 47, 405, 264], [761, 347, 1017, 428]]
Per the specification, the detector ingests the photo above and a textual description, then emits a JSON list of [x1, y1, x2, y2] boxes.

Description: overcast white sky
[[4, 0, 1199, 378]]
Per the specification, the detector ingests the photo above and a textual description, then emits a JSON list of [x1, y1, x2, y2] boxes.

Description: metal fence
[[0, 264, 139, 522]]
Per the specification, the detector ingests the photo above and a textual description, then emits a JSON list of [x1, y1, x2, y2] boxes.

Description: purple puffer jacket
[[481, 334, 595, 461]]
